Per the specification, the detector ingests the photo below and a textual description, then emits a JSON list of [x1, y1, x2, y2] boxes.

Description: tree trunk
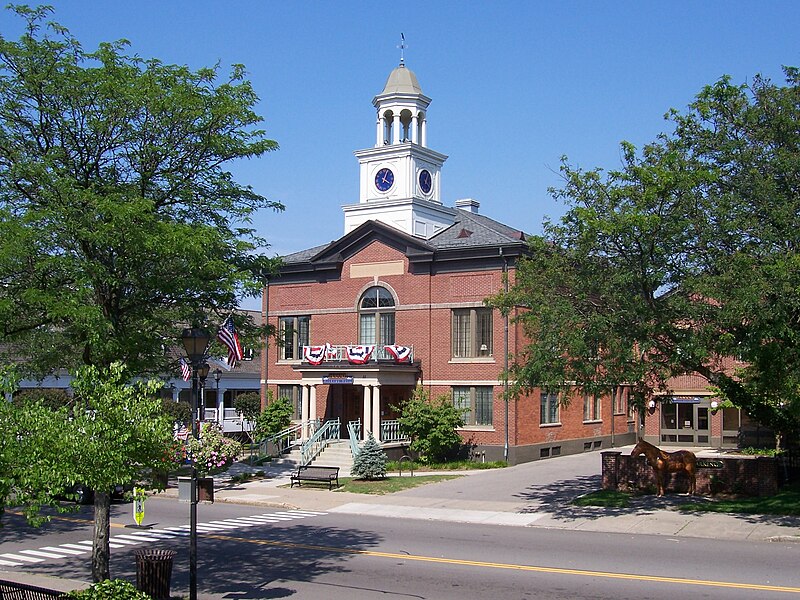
[[92, 491, 111, 582]]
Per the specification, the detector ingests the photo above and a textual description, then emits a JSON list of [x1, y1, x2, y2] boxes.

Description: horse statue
[[630, 438, 697, 496]]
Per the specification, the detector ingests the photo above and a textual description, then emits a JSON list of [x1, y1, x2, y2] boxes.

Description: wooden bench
[[290, 465, 339, 490]]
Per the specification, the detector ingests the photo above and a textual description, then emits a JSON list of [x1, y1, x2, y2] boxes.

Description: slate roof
[[280, 209, 527, 267], [427, 210, 526, 250]]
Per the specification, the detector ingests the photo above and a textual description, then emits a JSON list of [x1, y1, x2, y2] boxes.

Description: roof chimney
[[455, 198, 480, 214]]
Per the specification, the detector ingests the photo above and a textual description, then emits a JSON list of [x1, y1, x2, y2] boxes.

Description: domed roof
[[380, 64, 423, 95]]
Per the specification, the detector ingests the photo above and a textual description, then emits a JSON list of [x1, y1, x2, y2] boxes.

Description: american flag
[[217, 316, 244, 368], [179, 356, 191, 381]]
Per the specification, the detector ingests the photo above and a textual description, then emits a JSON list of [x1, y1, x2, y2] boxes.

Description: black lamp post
[[181, 327, 210, 600]]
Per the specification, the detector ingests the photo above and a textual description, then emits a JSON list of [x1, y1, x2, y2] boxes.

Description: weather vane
[[398, 33, 407, 65]]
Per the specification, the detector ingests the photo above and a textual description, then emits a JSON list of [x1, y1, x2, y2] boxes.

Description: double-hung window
[[451, 308, 493, 358], [453, 386, 493, 426], [279, 316, 310, 361], [583, 392, 602, 422], [540, 391, 560, 425], [277, 384, 302, 420]]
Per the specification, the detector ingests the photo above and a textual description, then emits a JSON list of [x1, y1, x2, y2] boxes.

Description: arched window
[[359, 286, 395, 346]]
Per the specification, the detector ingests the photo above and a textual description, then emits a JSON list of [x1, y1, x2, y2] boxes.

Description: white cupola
[[343, 58, 454, 239]]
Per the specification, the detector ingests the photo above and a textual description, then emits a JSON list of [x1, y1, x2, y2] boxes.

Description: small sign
[[697, 459, 724, 469], [323, 376, 354, 384], [132, 488, 146, 526]]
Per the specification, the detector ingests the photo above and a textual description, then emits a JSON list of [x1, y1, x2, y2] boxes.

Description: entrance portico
[[294, 363, 419, 443]]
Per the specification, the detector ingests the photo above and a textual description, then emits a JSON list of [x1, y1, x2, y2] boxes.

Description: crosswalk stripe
[[0, 553, 44, 563], [115, 534, 162, 543], [206, 521, 242, 529], [1, 510, 328, 568], [108, 538, 141, 545], [42, 546, 85, 556], [58, 544, 92, 553], [19, 549, 68, 559]]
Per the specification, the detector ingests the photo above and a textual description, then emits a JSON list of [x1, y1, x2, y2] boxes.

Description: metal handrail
[[300, 418, 341, 466], [380, 419, 408, 442], [347, 420, 362, 457], [258, 422, 304, 457]]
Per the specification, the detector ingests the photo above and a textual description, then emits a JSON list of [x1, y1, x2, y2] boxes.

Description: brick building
[[259, 61, 638, 464]]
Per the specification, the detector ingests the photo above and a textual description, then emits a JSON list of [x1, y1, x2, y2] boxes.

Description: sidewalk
[[156, 449, 800, 544]]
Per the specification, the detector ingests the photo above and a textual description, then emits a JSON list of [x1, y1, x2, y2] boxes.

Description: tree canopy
[[0, 5, 282, 378], [490, 67, 800, 447]]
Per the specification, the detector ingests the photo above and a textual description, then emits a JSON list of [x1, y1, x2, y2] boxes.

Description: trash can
[[134, 548, 176, 600]]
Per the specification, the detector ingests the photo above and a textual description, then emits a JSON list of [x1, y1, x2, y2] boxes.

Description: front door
[[327, 385, 362, 439], [660, 399, 710, 445]]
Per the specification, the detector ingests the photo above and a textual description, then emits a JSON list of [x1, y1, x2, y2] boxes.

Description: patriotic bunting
[[303, 343, 331, 366], [384, 344, 412, 363], [346, 345, 375, 364]]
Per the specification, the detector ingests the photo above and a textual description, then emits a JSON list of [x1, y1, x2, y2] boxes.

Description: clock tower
[[343, 60, 455, 238]]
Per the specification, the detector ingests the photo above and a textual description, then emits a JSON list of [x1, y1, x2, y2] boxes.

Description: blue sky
[[4, 2, 799, 308]]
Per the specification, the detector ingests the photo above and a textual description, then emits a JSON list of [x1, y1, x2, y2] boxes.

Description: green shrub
[[160, 398, 191, 427], [351, 433, 387, 480], [65, 579, 150, 600], [395, 386, 464, 463], [254, 395, 294, 439], [12, 388, 73, 411]]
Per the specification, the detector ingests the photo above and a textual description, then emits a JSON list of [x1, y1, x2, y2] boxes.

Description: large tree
[[0, 5, 281, 378], [491, 68, 800, 448], [0, 5, 281, 581]]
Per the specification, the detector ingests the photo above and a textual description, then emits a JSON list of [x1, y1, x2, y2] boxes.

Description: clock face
[[375, 167, 394, 192], [418, 169, 432, 194]]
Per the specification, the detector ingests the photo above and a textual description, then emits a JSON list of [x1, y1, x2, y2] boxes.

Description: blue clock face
[[375, 167, 394, 192], [419, 169, 432, 194]]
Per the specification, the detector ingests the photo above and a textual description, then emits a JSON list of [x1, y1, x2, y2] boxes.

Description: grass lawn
[[678, 482, 800, 516], [385, 459, 506, 471], [573, 482, 800, 516], [282, 474, 462, 494]]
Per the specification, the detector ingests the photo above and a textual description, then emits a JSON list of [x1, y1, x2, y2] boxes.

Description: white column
[[421, 118, 427, 147], [372, 385, 382, 442], [310, 385, 317, 426], [363, 385, 372, 440], [216, 386, 226, 425], [392, 114, 401, 144], [411, 115, 418, 144], [301, 385, 310, 440], [171, 387, 179, 402], [376, 114, 383, 146]]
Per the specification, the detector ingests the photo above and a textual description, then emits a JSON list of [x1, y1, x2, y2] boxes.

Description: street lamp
[[180, 328, 210, 600]]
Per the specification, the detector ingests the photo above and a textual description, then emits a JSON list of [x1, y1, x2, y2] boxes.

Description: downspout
[[501, 247, 509, 463], [260, 277, 270, 411]]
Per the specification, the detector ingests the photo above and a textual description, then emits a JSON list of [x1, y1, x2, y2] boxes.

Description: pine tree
[[351, 433, 387, 480]]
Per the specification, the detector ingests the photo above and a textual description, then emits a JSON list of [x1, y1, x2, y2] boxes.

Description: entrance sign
[[323, 376, 354, 384]]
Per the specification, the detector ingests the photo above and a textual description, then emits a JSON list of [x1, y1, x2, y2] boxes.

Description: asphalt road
[[2, 497, 799, 599]]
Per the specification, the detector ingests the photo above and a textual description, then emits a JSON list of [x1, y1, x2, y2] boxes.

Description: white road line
[[115, 534, 163, 543], [58, 544, 93, 552], [107, 538, 141, 545], [206, 521, 242, 529], [0, 558, 24, 566], [275, 511, 327, 517], [19, 549, 68, 559], [42, 546, 85, 556], [0, 553, 44, 563]]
